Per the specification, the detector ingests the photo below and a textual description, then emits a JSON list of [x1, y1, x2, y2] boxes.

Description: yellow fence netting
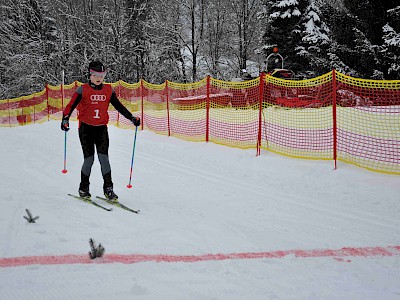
[[1, 71, 399, 175]]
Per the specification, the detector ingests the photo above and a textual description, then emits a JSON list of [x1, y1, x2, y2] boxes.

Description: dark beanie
[[89, 61, 106, 73]]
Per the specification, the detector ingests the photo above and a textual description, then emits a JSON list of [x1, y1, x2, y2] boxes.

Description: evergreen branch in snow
[[88, 238, 105, 259], [23, 209, 39, 223]]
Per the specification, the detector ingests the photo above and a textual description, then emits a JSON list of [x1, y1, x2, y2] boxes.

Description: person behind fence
[[60, 60, 140, 201], [242, 69, 253, 81]]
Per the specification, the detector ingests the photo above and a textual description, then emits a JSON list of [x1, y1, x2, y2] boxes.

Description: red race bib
[[78, 84, 113, 125]]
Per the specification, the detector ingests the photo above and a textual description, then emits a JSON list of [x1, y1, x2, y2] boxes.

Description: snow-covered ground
[[0, 121, 399, 299]]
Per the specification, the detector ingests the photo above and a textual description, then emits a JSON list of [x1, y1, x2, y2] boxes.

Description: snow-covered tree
[[324, 0, 398, 79], [295, 0, 330, 77], [183, 0, 207, 82], [381, 6, 400, 79], [119, 0, 151, 82], [145, 0, 189, 83], [263, 0, 308, 73], [2, 0, 400, 99], [353, 28, 382, 79], [203, 1, 230, 79], [226, 0, 264, 74], [0, 0, 61, 98], [301, 1, 329, 45]]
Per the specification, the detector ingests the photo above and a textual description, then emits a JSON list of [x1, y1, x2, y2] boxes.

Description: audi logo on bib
[[90, 94, 107, 101]]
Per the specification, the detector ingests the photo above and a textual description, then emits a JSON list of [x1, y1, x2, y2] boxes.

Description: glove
[[131, 116, 141, 127], [61, 117, 70, 131]]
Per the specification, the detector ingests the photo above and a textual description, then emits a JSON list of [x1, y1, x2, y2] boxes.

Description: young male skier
[[61, 60, 140, 201]]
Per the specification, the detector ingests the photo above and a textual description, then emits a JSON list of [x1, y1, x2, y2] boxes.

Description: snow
[[276, 0, 299, 8], [383, 24, 400, 47], [1, 121, 400, 299]]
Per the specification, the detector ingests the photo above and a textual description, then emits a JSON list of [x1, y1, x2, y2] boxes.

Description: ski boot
[[104, 186, 118, 202], [78, 189, 91, 199], [79, 175, 91, 199]]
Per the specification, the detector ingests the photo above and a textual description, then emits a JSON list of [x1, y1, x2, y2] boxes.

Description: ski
[[96, 196, 140, 214], [68, 194, 113, 211]]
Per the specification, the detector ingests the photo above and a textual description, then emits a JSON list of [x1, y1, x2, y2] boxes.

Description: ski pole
[[62, 130, 68, 173], [127, 126, 138, 188]]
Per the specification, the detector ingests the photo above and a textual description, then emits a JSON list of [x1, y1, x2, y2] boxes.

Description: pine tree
[[295, 0, 330, 77], [324, 0, 399, 78], [353, 28, 382, 79], [263, 0, 308, 73], [381, 6, 400, 79], [319, 2, 361, 77]]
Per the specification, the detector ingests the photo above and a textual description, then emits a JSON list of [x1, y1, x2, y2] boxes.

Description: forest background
[[0, 0, 399, 99]]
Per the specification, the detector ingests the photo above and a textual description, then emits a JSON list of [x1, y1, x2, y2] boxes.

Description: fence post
[[33, 94, 36, 124], [257, 72, 265, 156], [332, 69, 338, 170], [206, 75, 210, 143], [21, 96, 24, 126], [46, 84, 50, 121], [165, 80, 171, 136], [140, 79, 144, 130], [117, 80, 121, 127], [7, 98, 11, 127]]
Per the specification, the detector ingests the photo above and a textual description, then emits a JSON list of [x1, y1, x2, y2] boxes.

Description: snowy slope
[[0, 122, 399, 299]]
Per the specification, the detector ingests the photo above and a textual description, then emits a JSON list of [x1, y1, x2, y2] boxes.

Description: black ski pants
[[78, 122, 113, 190]]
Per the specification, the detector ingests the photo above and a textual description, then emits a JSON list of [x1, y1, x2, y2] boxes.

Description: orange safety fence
[[1, 70, 399, 175]]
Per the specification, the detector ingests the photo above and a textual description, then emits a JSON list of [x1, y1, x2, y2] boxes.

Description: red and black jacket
[[63, 82, 133, 126]]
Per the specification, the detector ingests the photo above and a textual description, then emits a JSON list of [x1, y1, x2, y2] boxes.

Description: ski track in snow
[[139, 150, 400, 250], [141, 151, 399, 229]]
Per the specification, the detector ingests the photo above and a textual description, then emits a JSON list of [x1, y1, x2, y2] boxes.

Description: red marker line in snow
[[1, 245, 399, 268]]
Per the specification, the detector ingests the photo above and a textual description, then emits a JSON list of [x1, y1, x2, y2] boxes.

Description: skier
[[61, 60, 140, 201]]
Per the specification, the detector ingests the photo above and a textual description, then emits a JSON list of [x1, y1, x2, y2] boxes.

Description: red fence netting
[[1, 71, 399, 175]]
